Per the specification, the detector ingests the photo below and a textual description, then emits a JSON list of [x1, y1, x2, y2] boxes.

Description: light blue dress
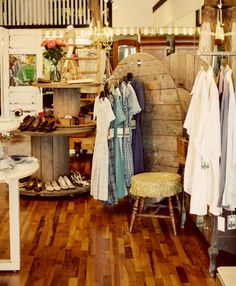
[[113, 90, 127, 199]]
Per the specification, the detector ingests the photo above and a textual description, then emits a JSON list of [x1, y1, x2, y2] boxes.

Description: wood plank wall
[[113, 53, 183, 173]]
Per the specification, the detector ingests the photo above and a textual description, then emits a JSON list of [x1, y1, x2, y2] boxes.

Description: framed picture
[[9, 54, 36, 86]]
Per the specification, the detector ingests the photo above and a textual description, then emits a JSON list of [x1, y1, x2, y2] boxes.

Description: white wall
[[112, 0, 203, 28], [153, 0, 203, 27], [112, 0, 154, 28]]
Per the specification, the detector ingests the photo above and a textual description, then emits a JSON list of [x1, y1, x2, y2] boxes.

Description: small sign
[[227, 215, 236, 230], [218, 216, 225, 232]]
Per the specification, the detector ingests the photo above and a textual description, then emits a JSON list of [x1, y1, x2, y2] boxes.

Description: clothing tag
[[125, 127, 130, 135], [108, 128, 114, 139], [227, 215, 236, 230], [131, 119, 136, 129], [117, 127, 130, 137], [217, 216, 225, 232]]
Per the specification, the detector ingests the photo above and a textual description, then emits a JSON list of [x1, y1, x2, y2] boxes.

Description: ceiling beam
[[152, 0, 167, 13]]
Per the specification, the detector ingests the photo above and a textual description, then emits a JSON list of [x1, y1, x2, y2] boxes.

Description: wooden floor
[[0, 184, 218, 286]]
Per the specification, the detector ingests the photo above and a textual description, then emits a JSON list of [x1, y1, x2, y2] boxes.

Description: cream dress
[[91, 96, 115, 201]]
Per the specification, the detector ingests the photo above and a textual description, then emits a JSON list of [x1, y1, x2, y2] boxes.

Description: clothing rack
[[197, 51, 236, 56]]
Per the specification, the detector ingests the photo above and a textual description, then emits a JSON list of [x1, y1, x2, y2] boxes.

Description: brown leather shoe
[[28, 117, 42, 131], [19, 116, 35, 131]]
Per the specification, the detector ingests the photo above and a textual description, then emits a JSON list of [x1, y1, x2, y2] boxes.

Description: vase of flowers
[[41, 38, 66, 82]]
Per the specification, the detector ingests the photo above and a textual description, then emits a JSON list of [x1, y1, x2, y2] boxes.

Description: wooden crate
[[177, 136, 189, 165]]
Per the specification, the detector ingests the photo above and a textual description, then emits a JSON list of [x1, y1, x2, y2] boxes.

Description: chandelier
[[87, 22, 113, 49]]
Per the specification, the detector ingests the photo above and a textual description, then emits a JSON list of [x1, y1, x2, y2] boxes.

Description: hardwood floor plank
[[0, 186, 221, 286]]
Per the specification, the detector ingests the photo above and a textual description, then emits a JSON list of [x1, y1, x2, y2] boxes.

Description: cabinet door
[[6, 29, 43, 117]]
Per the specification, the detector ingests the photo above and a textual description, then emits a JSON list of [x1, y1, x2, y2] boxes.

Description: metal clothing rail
[[197, 51, 236, 56]]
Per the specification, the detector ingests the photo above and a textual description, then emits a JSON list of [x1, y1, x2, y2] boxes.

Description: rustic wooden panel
[[168, 52, 178, 83], [152, 135, 178, 152], [114, 53, 183, 171], [53, 88, 80, 118], [185, 54, 196, 91], [31, 136, 42, 178], [177, 54, 186, 87], [153, 105, 182, 120], [177, 87, 192, 121], [150, 150, 179, 167], [152, 89, 179, 105], [151, 120, 183, 136], [143, 88, 153, 104], [163, 53, 208, 91], [145, 74, 176, 90], [53, 136, 69, 179], [41, 136, 54, 181]]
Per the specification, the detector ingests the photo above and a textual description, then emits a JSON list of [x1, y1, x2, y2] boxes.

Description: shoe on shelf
[[58, 176, 69, 190], [37, 120, 48, 132], [26, 177, 37, 190], [63, 175, 75, 189], [51, 180, 61, 191], [19, 116, 35, 131], [70, 171, 90, 187], [34, 178, 43, 192], [28, 116, 42, 132], [45, 181, 54, 192], [44, 120, 57, 133]]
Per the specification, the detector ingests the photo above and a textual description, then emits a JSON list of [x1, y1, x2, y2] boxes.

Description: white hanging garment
[[91, 96, 115, 201], [184, 69, 209, 196], [184, 67, 221, 215], [222, 67, 236, 210]]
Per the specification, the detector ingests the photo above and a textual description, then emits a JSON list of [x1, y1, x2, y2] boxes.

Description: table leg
[[0, 179, 20, 271]]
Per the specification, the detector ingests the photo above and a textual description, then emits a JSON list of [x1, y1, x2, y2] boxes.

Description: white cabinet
[[2, 29, 43, 118]]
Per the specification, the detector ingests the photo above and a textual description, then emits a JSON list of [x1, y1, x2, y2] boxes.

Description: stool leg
[[129, 197, 139, 232], [168, 196, 177, 236], [139, 197, 145, 214], [175, 193, 181, 214]]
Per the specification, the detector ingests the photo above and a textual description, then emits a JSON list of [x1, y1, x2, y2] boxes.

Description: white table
[[0, 158, 39, 271]]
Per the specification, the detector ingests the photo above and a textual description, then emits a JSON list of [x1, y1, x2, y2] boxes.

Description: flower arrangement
[[41, 38, 66, 66]]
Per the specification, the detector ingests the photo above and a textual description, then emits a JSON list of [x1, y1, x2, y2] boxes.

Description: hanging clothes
[[113, 88, 128, 199], [90, 96, 115, 201], [129, 76, 145, 174], [221, 67, 236, 210], [184, 67, 221, 215], [120, 82, 134, 187], [217, 69, 230, 207]]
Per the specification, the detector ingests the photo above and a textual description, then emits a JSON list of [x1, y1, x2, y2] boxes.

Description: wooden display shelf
[[32, 81, 100, 89], [19, 185, 90, 197], [81, 98, 96, 102], [13, 123, 96, 137], [61, 56, 98, 60]]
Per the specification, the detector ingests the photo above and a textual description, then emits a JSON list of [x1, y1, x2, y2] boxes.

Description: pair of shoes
[[34, 179, 43, 192], [19, 116, 35, 131], [58, 176, 75, 190], [45, 180, 61, 192], [26, 177, 37, 190], [45, 181, 54, 192], [43, 120, 57, 133], [70, 171, 90, 187], [28, 117, 42, 131]]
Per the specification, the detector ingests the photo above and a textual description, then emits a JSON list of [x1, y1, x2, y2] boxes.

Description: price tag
[[108, 128, 114, 139], [227, 215, 236, 230], [217, 216, 225, 232]]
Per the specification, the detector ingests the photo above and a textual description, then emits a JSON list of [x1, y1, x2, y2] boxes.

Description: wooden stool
[[129, 172, 182, 235]]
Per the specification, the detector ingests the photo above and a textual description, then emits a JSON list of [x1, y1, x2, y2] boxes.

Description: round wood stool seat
[[129, 172, 182, 235]]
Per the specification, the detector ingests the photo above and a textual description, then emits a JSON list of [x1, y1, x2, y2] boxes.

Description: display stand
[[15, 81, 99, 196], [0, 159, 39, 271], [0, 118, 39, 271]]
